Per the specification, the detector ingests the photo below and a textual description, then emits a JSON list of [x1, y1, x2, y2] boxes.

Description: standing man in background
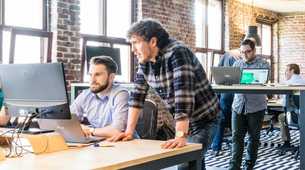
[[229, 39, 270, 170], [211, 51, 241, 156]]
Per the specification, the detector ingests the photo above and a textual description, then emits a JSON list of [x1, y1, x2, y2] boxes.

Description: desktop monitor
[[85, 46, 121, 75], [0, 63, 71, 119], [240, 68, 269, 84]]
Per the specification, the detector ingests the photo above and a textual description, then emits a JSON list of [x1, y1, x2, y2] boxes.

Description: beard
[[90, 80, 109, 94]]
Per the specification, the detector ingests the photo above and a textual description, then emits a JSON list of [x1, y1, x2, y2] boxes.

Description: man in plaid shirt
[[111, 19, 219, 170]]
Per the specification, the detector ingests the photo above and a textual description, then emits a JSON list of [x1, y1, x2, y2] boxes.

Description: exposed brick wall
[[52, 0, 82, 93], [225, 0, 278, 50], [278, 13, 305, 82], [138, 0, 196, 49]]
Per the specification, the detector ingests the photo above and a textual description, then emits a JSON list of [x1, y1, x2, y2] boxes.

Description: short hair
[[241, 39, 256, 50], [127, 18, 170, 49], [90, 56, 118, 74], [287, 63, 300, 74]]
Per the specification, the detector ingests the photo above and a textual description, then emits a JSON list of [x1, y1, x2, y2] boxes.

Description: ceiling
[[238, 0, 305, 13]]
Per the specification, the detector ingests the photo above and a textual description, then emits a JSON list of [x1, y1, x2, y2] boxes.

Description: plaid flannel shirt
[[128, 39, 219, 133]]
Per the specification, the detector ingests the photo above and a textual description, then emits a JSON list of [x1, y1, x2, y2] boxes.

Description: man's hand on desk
[[161, 137, 187, 149], [81, 125, 94, 137], [107, 131, 133, 142]]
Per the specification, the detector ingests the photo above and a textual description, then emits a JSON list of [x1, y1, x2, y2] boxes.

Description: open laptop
[[38, 114, 104, 143], [240, 68, 269, 85], [211, 67, 241, 85]]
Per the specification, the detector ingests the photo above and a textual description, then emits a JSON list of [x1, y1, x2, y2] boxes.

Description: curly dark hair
[[127, 18, 170, 49]]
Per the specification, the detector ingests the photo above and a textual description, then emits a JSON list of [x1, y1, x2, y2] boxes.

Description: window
[[195, 0, 224, 80], [106, 0, 131, 38], [80, 0, 131, 38], [80, 0, 133, 82], [257, 23, 273, 81], [207, 0, 222, 50], [0, 0, 49, 64], [258, 23, 272, 56], [4, 0, 43, 29]]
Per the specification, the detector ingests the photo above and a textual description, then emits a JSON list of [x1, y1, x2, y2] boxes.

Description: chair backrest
[[135, 99, 158, 139], [286, 95, 300, 127]]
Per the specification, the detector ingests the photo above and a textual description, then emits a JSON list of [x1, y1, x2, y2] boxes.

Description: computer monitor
[[240, 68, 269, 84], [85, 46, 121, 75], [211, 67, 241, 85], [0, 63, 71, 120]]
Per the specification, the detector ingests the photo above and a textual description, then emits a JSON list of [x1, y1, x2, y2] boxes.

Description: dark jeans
[[211, 93, 233, 151], [178, 118, 218, 170], [229, 110, 265, 170]]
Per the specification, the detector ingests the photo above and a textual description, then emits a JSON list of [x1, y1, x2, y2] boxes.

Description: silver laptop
[[211, 67, 241, 85], [38, 114, 104, 143], [240, 68, 269, 85]]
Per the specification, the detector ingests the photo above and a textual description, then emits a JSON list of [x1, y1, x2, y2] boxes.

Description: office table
[[212, 84, 305, 169], [0, 139, 202, 170]]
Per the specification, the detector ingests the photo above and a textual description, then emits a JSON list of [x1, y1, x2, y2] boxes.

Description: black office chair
[[264, 103, 283, 137], [135, 99, 158, 140], [278, 95, 300, 160]]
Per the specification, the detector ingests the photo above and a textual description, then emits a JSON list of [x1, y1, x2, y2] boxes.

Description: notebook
[[240, 68, 269, 85], [38, 114, 104, 144]]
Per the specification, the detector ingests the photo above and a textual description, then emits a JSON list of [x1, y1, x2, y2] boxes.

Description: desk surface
[[0, 139, 202, 170], [212, 84, 305, 90], [212, 84, 305, 95]]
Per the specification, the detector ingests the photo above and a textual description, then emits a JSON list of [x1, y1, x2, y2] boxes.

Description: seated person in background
[[211, 50, 241, 156], [278, 63, 305, 149], [70, 56, 129, 139]]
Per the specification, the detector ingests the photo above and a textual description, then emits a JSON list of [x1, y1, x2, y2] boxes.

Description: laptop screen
[[240, 68, 269, 84]]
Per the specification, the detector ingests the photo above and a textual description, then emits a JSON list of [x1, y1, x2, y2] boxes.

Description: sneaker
[[277, 142, 291, 150]]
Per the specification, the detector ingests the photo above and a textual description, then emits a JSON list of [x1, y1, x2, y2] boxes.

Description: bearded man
[[70, 56, 129, 139]]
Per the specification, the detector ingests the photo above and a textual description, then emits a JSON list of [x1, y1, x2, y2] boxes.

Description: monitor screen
[[0, 63, 71, 119], [240, 68, 269, 84], [85, 46, 121, 75]]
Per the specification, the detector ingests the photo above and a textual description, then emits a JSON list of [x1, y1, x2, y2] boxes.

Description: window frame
[[80, 0, 135, 82], [257, 21, 274, 82], [81, 34, 134, 82], [195, 0, 225, 81], [0, 0, 49, 64]]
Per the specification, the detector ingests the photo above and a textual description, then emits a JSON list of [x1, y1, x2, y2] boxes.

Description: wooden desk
[[0, 139, 202, 170], [212, 84, 305, 169]]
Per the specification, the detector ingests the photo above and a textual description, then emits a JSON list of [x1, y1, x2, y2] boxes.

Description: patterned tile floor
[[205, 129, 300, 170]]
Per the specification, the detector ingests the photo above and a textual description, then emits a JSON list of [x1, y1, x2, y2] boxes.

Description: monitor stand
[[18, 111, 54, 135]]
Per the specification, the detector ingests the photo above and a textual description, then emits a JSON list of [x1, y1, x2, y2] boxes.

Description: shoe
[[277, 142, 291, 150], [242, 160, 254, 170]]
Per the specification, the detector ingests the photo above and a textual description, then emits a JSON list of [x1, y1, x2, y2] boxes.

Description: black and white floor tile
[[205, 129, 300, 170]]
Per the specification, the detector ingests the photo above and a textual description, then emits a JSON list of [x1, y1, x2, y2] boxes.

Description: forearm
[[125, 107, 141, 134], [175, 118, 189, 136], [93, 126, 121, 138]]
